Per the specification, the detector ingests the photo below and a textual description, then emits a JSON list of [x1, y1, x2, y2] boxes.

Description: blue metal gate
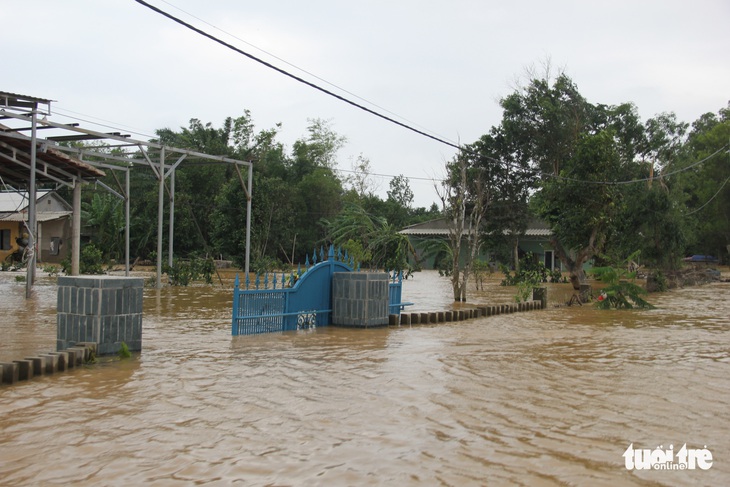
[[232, 246, 407, 335]]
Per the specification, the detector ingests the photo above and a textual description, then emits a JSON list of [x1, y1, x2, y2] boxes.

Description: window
[[0, 229, 11, 251]]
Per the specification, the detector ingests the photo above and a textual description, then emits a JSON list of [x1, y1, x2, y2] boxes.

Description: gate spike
[[282, 272, 286, 288], [273, 273, 277, 289], [328, 245, 335, 260], [305, 254, 310, 270], [264, 272, 269, 289], [289, 271, 295, 286], [320, 246, 325, 262], [245, 273, 250, 290], [234, 273, 240, 289], [255, 274, 260, 290], [312, 249, 317, 265]]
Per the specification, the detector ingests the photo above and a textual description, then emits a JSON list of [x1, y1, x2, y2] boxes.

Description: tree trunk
[[551, 237, 586, 290]]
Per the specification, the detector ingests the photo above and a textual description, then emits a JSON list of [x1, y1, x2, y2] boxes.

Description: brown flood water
[[1, 269, 729, 486]]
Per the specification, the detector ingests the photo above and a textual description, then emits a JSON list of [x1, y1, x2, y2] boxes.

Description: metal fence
[[232, 246, 408, 336]]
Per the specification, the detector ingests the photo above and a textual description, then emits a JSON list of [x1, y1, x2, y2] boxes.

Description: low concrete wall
[[1, 342, 97, 387], [390, 299, 544, 328], [57, 276, 144, 355]]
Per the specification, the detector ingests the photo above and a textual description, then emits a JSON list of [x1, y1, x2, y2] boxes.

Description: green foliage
[[250, 255, 281, 275], [118, 342, 132, 359], [80, 244, 105, 275], [325, 203, 416, 273], [164, 255, 216, 286], [42, 264, 60, 277], [590, 252, 654, 309], [340, 239, 372, 269], [500, 253, 549, 286], [472, 259, 492, 290], [58, 246, 111, 275], [81, 192, 125, 261]]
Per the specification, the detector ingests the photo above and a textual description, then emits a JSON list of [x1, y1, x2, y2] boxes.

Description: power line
[[54, 107, 158, 139], [683, 175, 730, 216], [157, 0, 451, 146], [133, 0, 462, 151]]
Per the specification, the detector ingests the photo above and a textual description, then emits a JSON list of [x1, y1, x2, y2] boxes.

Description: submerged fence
[[232, 246, 407, 335]]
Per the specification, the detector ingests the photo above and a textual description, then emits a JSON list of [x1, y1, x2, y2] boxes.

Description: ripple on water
[[0, 273, 728, 485]]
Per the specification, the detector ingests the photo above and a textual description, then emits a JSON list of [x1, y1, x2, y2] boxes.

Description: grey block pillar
[[332, 273, 389, 328], [57, 276, 144, 355]]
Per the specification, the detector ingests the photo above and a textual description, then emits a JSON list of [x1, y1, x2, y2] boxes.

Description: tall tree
[[436, 151, 492, 301], [680, 104, 730, 261], [499, 73, 648, 288]]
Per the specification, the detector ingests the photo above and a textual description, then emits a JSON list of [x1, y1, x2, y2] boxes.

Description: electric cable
[[133, 0, 462, 151], [683, 174, 730, 216], [135, 0, 728, 188], [157, 0, 447, 145]]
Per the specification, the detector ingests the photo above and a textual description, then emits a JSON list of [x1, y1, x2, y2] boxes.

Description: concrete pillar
[[39, 354, 59, 374], [50, 352, 68, 371], [1, 363, 19, 385], [24, 357, 44, 377], [533, 287, 547, 309], [13, 360, 33, 381], [332, 273, 389, 328], [57, 276, 144, 355], [68, 347, 89, 364]]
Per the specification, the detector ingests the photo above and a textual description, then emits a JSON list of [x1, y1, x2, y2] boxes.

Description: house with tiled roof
[[0, 190, 72, 265], [399, 218, 560, 270]]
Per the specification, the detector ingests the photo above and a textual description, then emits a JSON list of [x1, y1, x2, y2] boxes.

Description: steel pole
[[26, 108, 37, 298], [168, 168, 175, 270], [245, 164, 252, 276], [125, 165, 130, 276], [156, 147, 165, 288]]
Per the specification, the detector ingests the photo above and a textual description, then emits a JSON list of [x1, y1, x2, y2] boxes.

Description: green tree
[[325, 203, 415, 272], [679, 104, 730, 262], [498, 73, 649, 288], [436, 151, 493, 301], [81, 192, 125, 261]]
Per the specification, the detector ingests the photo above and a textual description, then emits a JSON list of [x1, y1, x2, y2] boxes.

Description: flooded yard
[[1, 269, 729, 485]]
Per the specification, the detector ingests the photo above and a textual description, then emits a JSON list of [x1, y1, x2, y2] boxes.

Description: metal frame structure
[[1, 91, 253, 292]]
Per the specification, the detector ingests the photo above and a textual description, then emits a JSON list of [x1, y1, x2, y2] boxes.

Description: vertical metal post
[[25, 108, 37, 297], [156, 147, 165, 288], [71, 180, 81, 275], [125, 165, 130, 277], [245, 163, 252, 277], [168, 167, 175, 270]]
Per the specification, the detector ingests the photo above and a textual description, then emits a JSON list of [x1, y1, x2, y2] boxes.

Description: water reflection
[[0, 270, 728, 485]]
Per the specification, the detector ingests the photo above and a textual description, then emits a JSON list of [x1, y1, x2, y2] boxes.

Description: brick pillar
[[57, 276, 144, 355]]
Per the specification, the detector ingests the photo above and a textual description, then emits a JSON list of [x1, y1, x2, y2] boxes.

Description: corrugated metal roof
[[0, 210, 71, 222], [0, 190, 50, 212], [399, 218, 553, 237], [0, 91, 54, 108]]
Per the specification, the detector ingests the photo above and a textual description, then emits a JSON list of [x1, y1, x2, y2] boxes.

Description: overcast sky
[[3, 0, 729, 207]]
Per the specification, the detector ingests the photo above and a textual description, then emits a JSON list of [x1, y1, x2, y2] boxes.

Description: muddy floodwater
[[1, 270, 729, 486]]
